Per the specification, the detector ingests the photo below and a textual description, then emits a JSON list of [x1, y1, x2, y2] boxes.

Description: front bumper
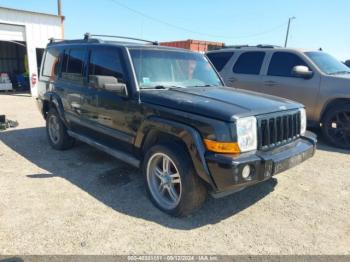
[[205, 131, 317, 197]]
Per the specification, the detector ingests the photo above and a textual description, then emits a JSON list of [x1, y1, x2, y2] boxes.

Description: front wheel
[[143, 143, 207, 217], [321, 104, 350, 149]]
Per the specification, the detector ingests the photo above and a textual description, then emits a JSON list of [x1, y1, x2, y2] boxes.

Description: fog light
[[242, 165, 251, 179]]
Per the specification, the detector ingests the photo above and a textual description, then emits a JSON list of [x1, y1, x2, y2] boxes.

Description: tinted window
[[268, 52, 307, 77], [42, 47, 62, 78], [88, 48, 126, 85], [232, 52, 265, 75], [61, 49, 85, 83], [206, 52, 234, 71]]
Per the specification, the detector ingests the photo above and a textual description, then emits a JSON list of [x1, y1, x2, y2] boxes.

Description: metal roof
[[0, 6, 63, 19]]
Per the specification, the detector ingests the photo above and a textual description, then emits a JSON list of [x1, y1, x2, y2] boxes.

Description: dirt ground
[[0, 93, 349, 255]]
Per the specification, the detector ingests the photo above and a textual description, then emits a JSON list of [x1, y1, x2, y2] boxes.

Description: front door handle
[[228, 77, 238, 83], [264, 80, 277, 86]]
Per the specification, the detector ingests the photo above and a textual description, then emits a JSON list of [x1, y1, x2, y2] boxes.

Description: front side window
[[129, 49, 222, 89], [206, 52, 234, 71], [42, 47, 62, 79], [232, 52, 265, 75], [88, 48, 126, 85], [268, 52, 307, 77], [305, 51, 350, 75], [61, 49, 85, 83]]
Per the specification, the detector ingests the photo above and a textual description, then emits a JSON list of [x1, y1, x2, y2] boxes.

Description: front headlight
[[299, 108, 307, 135], [236, 116, 257, 152]]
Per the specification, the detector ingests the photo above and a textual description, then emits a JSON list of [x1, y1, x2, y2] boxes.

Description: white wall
[[0, 8, 63, 97]]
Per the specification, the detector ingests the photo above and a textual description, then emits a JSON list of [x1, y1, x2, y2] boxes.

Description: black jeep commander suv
[[36, 34, 317, 216]]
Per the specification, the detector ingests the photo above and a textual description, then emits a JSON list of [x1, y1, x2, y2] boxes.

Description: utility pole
[[57, 0, 62, 16], [284, 16, 296, 47]]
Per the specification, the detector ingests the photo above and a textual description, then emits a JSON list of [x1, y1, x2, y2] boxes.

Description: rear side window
[[88, 48, 126, 85], [61, 49, 85, 83], [206, 52, 234, 71], [42, 48, 62, 78], [268, 52, 307, 77], [232, 52, 265, 75]]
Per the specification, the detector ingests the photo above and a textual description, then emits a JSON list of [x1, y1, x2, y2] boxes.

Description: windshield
[[129, 49, 223, 89], [305, 51, 350, 75]]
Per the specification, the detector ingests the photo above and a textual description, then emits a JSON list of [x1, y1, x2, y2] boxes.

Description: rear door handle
[[71, 102, 82, 114], [264, 80, 277, 86]]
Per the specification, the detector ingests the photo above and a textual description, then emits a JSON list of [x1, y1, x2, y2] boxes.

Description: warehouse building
[[0, 6, 64, 97]]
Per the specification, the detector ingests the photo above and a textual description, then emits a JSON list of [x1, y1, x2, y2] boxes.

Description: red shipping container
[[160, 39, 224, 53]]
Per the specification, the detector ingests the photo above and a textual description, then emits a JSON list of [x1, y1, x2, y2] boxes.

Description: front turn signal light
[[203, 139, 241, 154]]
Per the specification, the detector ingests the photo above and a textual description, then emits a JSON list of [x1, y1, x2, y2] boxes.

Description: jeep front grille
[[257, 110, 301, 150]]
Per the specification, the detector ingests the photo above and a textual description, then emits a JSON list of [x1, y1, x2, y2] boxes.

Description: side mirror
[[292, 65, 313, 79], [345, 60, 350, 68], [89, 75, 128, 97]]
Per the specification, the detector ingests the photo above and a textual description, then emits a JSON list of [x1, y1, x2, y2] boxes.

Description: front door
[[82, 46, 138, 152], [261, 51, 320, 118]]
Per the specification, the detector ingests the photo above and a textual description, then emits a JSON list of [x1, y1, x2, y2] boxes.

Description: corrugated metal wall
[[0, 7, 63, 96]]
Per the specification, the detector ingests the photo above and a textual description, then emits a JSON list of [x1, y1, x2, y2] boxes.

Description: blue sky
[[1, 0, 349, 60]]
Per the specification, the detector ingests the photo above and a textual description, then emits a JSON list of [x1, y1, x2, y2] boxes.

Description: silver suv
[[207, 46, 350, 149]]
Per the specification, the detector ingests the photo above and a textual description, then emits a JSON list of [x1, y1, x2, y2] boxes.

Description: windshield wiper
[[142, 85, 185, 90], [188, 84, 220, 88], [329, 71, 350, 75]]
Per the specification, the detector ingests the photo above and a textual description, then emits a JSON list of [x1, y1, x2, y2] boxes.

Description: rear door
[[262, 51, 320, 115], [58, 47, 88, 131], [224, 51, 266, 92]]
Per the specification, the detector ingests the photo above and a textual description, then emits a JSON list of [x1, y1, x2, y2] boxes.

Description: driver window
[[88, 48, 126, 88], [268, 52, 308, 77]]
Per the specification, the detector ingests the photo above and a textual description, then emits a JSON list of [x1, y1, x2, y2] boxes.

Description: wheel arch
[[135, 117, 217, 190], [42, 92, 67, 124], [321, 98, 350, 121]]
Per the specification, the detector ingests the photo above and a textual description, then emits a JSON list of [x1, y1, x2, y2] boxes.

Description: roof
[[48, 38, 194, 52], [207, 45, 316, 53], [160, 39, 224, 45], [0, 6, 63, 19]]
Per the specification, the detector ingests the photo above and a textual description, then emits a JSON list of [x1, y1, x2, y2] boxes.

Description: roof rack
[[84, 33, 159, 45], [219, 44, 282, 50], [256, 44, 282, 48], [49, 37, 64, 44], [48, 37, 101, 45]]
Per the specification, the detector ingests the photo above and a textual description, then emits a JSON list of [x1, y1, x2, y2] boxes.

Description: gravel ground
[[0, 93, 349, 255]]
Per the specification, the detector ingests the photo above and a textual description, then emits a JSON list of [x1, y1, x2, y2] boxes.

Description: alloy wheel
[[146, 153, 182, 210], [325, 111, 350, 146], [48, 115, 60, 144]]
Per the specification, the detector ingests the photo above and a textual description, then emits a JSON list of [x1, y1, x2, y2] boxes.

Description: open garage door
[[0, 23, 25, 42], [0, 23, 29, 91]]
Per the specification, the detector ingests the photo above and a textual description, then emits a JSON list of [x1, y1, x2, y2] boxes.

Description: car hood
[[140, 87, 301, 122], [321, 74, 350, 96]]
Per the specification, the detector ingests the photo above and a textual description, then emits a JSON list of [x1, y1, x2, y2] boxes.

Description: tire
[[321, 103, 350, 149], [46, 108, 75, 150], [143, 143, 207, 217]]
